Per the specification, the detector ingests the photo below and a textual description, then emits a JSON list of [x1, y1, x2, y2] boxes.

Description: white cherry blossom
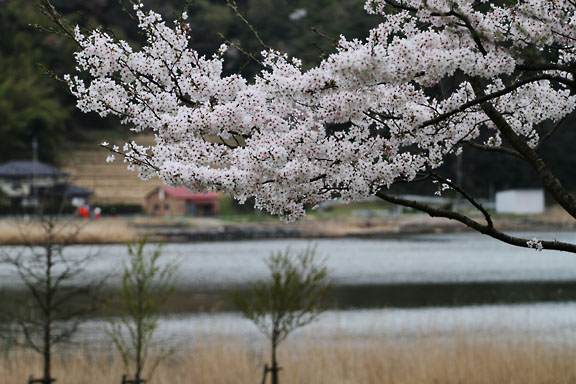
[[64, 0, 576, 224]]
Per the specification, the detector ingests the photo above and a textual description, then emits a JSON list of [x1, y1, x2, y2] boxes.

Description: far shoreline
[[0, 212, 573, 245]]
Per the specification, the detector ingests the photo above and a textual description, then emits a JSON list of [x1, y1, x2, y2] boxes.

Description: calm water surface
[[3, 230, 575, 286], [77, 302, 576, 349], [4, 231, 576, 346]]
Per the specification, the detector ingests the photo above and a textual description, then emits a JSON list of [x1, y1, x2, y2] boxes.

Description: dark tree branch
[[517, 63, 576, 74], [534, 115, 569, 151], [443, 10, 487, 55], [463, 140, 523, 159], [226, 0, 271, 51], [420, 74, 575, 130], [427, 168, 493, 228], [383, 0, 487, 54], [469, 77, 576, 220], [37, 0, 79, 44], [375, 190, 576, 253]]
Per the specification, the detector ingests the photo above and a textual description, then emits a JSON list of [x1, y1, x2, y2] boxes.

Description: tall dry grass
[[3, 333, 576, 384], [0, 218, 138, 244]]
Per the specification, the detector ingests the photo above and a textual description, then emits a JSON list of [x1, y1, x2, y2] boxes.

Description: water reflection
[[77, 302, 576, 349], [2, 232, 576, 311], [3, 231, 576, 350], [2, 231, 576, 288]]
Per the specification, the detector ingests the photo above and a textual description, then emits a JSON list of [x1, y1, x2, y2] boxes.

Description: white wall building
[[495, 189, 544, 214]]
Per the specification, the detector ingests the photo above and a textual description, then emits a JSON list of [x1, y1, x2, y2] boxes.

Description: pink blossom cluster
[[65, 0, 576, 220]]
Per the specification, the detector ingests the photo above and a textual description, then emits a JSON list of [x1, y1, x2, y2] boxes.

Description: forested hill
[[2, 0, 575, 198], [0, 0, 378, 161]]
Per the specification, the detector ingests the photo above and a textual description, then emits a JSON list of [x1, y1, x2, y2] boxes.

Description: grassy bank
[[4, 333, 576, 383]]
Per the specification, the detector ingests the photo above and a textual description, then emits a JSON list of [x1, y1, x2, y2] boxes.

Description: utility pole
[[455, 152, 463, 211], [32, 136, 38, 211]]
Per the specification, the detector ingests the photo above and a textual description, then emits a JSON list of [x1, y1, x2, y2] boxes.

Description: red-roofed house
[[145, 186, 221, 216]]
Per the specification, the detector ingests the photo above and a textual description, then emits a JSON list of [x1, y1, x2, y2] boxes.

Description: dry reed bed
[[3, 333, 576, 384], [0, 218, 138, 245]]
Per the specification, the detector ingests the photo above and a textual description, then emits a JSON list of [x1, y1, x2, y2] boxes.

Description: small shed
[[495, 189, 544, 214], [145, 186, 220, 216], [39, 183, 93, 207]]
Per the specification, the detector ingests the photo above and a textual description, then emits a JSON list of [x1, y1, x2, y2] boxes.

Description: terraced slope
[[61, 138, 162, 205]]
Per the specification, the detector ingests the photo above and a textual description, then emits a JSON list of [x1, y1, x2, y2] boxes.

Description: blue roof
[[40, 183, 93, 198], [0, 161, 68, 178]]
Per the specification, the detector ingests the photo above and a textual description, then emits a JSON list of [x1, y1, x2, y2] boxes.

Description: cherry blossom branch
[[426, 167, 493, 228], [218, 34, 265, 67], [226, 0, 271, 51], [37, 0, 79, 44], [100, 143, 159, 172], [43, 0, 576, 233]]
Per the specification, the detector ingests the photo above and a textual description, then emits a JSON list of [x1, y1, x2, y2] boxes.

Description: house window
[[186, 201, 197, 215], [154, 204, 159, 211], [164, 204, 170, 210]]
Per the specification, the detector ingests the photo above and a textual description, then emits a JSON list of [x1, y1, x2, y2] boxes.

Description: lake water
[[3, 231, 576, 346], [3, 230, 576, 287], [77, 302, 576, 349]]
